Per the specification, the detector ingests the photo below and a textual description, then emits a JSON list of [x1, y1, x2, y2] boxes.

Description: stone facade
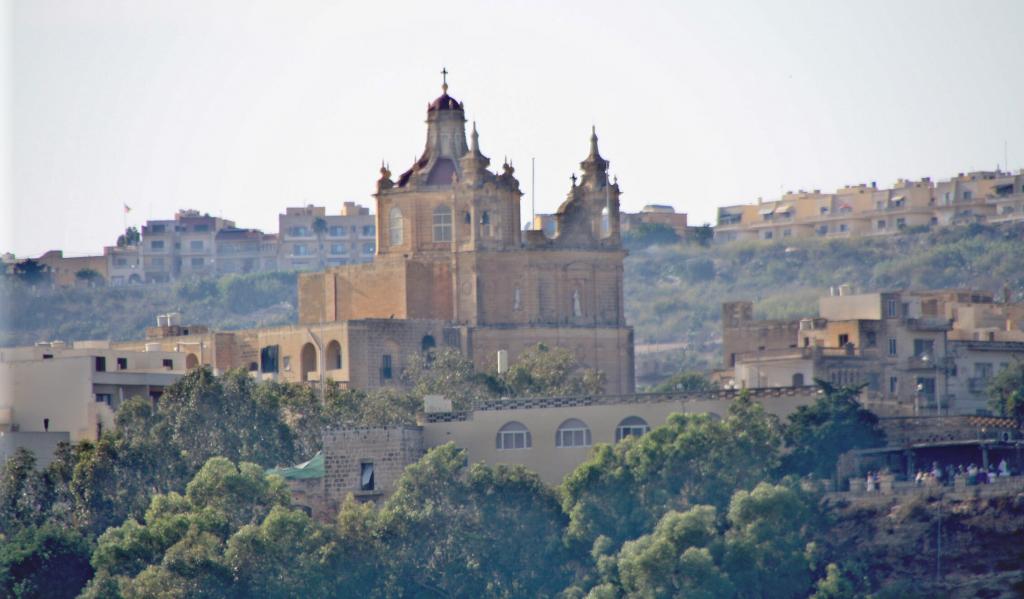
[[297, 82, 635, 393], [321, 426, 424, 505], [724, 289, 1024, 415], [715, 170, 1024, 243]]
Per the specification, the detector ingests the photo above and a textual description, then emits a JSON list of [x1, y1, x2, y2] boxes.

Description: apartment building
[[214, 228, 279, 275], [715, 170, 1024, 242], [140, 210, 236, 282], [0, 341, 188, 459], [105, 242, 144, 286], [620, 205, 689, 237], [533, 205, 690, 239], [722, 288, 1024, 416], [278, 202, 376, 271]]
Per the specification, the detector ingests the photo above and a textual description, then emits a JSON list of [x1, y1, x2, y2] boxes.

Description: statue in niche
[[572, 288, 582, 318]]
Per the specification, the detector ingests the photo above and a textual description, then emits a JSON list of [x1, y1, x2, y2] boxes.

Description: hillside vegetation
[[3, 224, 1023, 369], [625, 222, 1024, 368]]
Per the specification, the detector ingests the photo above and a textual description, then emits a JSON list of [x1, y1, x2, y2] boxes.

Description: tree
[[84, 457, 292, 597], [116, 227, 141, 247], [988, 360, 1024, 426], [498, 343, 605, 397], [312, 217, 328, 271], [11, 259, 49, 286], [402, 347, 499, 407], [0, 449, 52, 536], [622, 223, 680, 249], [562, 393, 782, 548], [581, 483, 822, 599], [650, 371, 715, 394], [156, 367, 296, 470], [380, 443, 573, 597], [780, 380, 886, 480], [0, 524, 93, 599], [75, 268, 104, 286]]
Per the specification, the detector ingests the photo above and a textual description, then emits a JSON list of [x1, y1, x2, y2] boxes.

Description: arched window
[[300, 342, 317, 382], [792, 373, 804, 387], [433, 205, 452, 242], [600, 206, 611, 238], [326, 340, 342, 370], [421, 335, 436, 353], [389, 207, 404, 246], [480, 211, 492, 237], [556, 418, 591, 448], [615, 416, 649, 442], [464, 211, 472, 224], [496, 421, 531, 450]]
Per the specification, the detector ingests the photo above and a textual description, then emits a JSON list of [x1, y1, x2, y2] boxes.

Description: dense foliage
[[0, 365, 898, 597]]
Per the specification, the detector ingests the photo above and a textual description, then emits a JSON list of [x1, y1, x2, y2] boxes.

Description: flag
[[124, 204, 131, 214]]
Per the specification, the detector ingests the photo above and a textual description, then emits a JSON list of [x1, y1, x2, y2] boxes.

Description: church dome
[[428, 92, 463, 112]]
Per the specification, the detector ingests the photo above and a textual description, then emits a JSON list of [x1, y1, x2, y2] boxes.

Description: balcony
[[903, 317, 951, 332], [906, 355, 939, 370]]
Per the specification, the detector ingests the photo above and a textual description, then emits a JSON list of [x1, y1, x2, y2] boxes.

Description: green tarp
[[266, 451, 324, 480]]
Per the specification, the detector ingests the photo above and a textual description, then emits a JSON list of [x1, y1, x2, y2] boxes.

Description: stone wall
[[322, 426, 425, 503]]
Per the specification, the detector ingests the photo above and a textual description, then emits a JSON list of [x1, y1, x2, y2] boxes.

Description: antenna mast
[[531, 156, 536, 229]]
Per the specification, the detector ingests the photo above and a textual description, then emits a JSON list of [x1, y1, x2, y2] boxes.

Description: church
[[117, 78, 636, 393]]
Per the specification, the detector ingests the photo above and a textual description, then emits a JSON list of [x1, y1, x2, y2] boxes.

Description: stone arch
[[421, 334, 436, 353], [300, 342, 317, 382], [326, 340, 342, 371], [185, 354, 199, 369]]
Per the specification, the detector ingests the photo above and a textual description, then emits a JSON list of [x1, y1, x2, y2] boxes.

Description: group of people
[[912, 459, 1013, 488]]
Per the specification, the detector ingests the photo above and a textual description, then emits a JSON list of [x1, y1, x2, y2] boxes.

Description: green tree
[[614, 506, 734, 599], [780, 380, 886, 480], [11, 259, 49, 286], [0, 449, 52, 536], [562, 393, 782, 548], [312, 216, 328, 271], [722, 482, 816, 599], [380, 443, 573, 597], [987, 360, 1024, 426], [498, 343, 605, 397], [116, 227, 141, 247], [622, 223, 680, 249], [0, 524, 93, 599], [156, 367, 296, 470], [84, 457, 291, 597], [650, 371, 715, 394], [75, 268, 104, 286]]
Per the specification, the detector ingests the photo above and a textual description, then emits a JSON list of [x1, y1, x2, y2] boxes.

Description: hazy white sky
[[4, 0, 1023, 257]]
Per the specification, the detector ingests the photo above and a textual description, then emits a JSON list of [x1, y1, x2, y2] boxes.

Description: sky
[[3, 0, 1023, 257]]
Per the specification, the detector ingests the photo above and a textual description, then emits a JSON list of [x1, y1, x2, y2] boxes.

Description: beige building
[[6, 250, 110, 287], [723, 288, 1024, 415], [214, 228, 279, 275], [141, 210, 236, 282], [620, 204, 689, 237], [282, 386, 821, 515], [277, 202, 376, 271], [105, 242, 144, 286], [715, 170, 1024, 242], [0, 341, 188, 449]]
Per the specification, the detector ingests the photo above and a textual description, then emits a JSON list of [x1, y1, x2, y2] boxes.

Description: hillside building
[[0, 341, 188, 460], [715, 170, 1024, 242], [722, 287, 1024, 415], [140, 210, 236, 282], [277, 202, 376, 271]]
